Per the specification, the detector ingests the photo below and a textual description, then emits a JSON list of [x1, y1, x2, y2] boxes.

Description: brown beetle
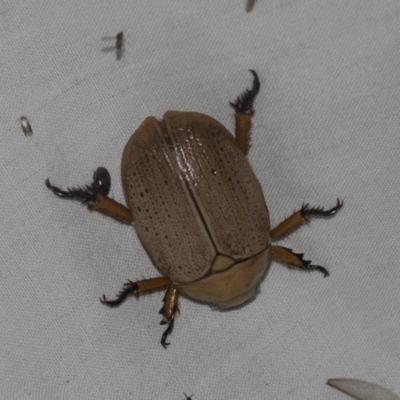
[[46, 71, 342, 347]]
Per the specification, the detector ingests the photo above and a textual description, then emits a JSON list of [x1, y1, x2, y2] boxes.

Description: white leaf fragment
[[327, 378, 400, 400]]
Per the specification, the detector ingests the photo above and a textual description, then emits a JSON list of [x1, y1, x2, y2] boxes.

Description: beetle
[[46, 70, 342, 348]]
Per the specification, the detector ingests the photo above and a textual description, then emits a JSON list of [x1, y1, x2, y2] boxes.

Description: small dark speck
[[246, 0, 256, 12], [140, 192, 144, 197], [165, 235, 168, 239], [232, 187, 236, 191], [145, 189, 149, 193], [102, 32, 124, 60], [137, 206, 141, 212], [145, 227, 149, 232]]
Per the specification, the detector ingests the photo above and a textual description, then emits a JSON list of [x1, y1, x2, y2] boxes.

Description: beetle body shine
[[121, 111, 271, 308]]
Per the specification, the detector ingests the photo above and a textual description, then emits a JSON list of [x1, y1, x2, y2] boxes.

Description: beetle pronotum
[[46, 71, 342, 347]]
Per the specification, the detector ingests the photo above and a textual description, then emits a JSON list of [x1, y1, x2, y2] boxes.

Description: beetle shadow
[[101, 46, 125, 61]]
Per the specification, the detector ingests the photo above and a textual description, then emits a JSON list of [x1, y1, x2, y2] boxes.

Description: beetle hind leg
[[46, 167, 133, 222], [271, 245, 329, 277], [100, 280, 139, 307], [159, 285, 179, 349], [100, 276, 171, 307], [230, 70, 260, 155]]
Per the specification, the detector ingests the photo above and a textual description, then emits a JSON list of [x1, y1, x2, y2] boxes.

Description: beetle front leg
[[89, 193, 133, 222], [270, 199, 343, 239], [46, 167, 133, 222], [230, 70, 260, 155], [271, 245, 329, 277], [159, 285, 179, 349]]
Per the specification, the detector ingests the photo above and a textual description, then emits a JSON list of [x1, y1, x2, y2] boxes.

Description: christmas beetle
[[46, 71, 342, 348]]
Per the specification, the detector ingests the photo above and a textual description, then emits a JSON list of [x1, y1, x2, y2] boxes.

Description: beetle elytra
[[46, 71, 342, 347]]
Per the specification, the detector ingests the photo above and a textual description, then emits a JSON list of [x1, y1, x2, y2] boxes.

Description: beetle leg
[[46, 167, 133, 222], [271, 245, 329, 277], [159, 285, 179, 348], [100, 276, 171, 307], [270, 199, 343, 238], [230, 70, 260, 155], [89, 193, 133, 222]]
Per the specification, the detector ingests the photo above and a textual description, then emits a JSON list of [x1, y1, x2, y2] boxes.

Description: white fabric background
[[1, 0, 399, 399]]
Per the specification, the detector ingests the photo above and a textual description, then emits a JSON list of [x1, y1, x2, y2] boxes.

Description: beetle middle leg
[[230, 70, 260, 155], [270, 198, 343, 238], [46, 167, 133, 222], [270, 199, 343, 277]]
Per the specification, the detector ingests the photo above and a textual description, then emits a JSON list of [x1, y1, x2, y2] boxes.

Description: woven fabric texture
[[1, 1, 399, 399]]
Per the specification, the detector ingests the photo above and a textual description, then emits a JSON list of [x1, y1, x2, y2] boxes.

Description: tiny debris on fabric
[[19, 116, 33, 136], [246, 0, 256, 12], [102, 32, 124, 60]]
